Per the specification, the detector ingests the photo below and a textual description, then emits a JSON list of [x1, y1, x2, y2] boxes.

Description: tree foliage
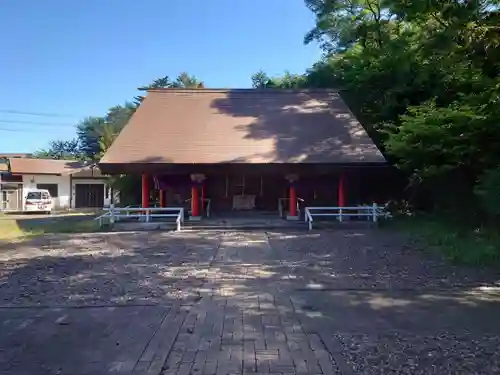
[[300, 0, 500, 216], [474, 168, 500, 218], [39, 72, 204, 163], [250, 70, 307, 89], [33, 139, 82, 160], [135, 72, 203, 104], [253, 0, 499, 217], [36, 72, 204, 203]]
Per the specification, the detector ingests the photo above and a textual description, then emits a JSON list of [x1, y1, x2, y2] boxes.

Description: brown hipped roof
[[8, 158, 101, 176], [0, 153, 32, 158], [100, 89, 385, 168]]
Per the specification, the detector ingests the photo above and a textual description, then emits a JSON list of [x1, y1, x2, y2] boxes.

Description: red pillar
[[289, 185, 297, 217], [159, 190, 165, 207], [338, 173, 345, 207], [191, 185, 199, 217], [141, 174, 149, 208]]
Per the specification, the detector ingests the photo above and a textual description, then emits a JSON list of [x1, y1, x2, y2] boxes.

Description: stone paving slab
[[160, 296, 341, 375], [0, 305, 178, 374]]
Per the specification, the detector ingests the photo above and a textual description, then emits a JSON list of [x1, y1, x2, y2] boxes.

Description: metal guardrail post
[[372, 203, 378, 222], [206, 199, 211, 218]]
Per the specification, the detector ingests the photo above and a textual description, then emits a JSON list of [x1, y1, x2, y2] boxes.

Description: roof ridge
[[11, 157, 85, 163], [146, 88, 340, 94]]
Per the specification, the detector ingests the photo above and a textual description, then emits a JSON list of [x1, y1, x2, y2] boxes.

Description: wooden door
[[75, 184, 104, 208]]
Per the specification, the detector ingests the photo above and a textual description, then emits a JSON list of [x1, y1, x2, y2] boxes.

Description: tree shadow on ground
[[0, 229, 499, 374], [0, 231, 219, 306]]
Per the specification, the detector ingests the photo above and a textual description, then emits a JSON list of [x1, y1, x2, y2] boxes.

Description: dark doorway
[[37, 183, 58, 199], [75, 184, 104, 208]]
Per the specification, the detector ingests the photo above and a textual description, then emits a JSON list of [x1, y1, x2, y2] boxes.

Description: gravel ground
[[335, 331, 500, 375], [0, 231, 220, 306], [267, 229, 499, 290], [0, 229, 499, 374]]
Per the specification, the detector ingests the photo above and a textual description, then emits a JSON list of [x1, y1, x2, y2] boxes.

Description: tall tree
[[250, 70, 307, 89], [303, 0, 500, 214], [77, 103, 136, 161], [76, 116, 107, 160], [33, 139, 82, 160], [251, 70, 272, 88], [170, 72, 204, 88], [134, 72, 204, 105], [134, 76, 172, 105], [304, 0, 396, 52]]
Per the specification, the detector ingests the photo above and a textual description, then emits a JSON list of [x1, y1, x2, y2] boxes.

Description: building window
[[37, 183, 58, 198]]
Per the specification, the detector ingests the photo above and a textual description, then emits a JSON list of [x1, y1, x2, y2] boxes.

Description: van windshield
[[26, 192, 42, 200]]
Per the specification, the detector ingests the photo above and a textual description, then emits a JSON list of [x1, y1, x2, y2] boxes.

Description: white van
[[24, 189, 53, 214]]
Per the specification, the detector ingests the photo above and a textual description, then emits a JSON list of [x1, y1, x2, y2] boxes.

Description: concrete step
[[109, 218, 377, 232], [111, 218, 307, 232], [310, 220, 379, 229]]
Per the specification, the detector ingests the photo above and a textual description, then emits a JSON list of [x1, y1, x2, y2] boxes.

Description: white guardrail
[[304, 204, 388, 230], [95, 206, 185, 231]]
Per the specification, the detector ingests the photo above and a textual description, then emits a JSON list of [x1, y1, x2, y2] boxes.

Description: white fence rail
[[304, 204, 388, 230], [95, 206, 185, 231]]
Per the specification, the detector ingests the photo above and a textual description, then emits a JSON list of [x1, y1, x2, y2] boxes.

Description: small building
[[0, 158, 111, 211], [99, 88, 389, 219]]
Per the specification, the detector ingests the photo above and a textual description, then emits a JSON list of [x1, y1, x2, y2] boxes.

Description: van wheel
[[46, 211, 51, 215]]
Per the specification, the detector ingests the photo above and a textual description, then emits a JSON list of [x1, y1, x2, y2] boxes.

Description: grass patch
[[389, 214, 500, 266], [0, 218, 24, 239], [0, 216, 101, 240]]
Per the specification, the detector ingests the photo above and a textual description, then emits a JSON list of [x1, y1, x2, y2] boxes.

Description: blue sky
[[0, 1, 321, 153]]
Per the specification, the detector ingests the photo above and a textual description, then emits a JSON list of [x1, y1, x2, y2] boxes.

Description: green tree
[[304, 0, 397, 52], [302, 0, 500, 215], [33, 139, 82, 160], [250, 70, 307, 89], [251, 70, 272, 88], [76, 116, 107, 160], [134, 76, 172, 105], [77, 103, 137, 161], [134, 72, 204, 104], [475, 168, 500, 218], [170, 72, 204, 88]]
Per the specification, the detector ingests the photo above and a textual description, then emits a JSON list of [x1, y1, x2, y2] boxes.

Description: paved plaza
[[0, 229, 499, 374]]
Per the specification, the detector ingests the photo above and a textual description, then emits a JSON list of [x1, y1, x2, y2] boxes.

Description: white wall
[[22, 174, 71, 209], [22, 175, 110, 209]]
